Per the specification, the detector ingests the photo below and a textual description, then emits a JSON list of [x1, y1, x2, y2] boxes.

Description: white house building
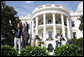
[[19, 4, 83, 49]]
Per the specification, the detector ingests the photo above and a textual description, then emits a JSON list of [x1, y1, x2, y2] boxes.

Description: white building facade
[[20, 4, 83, 49]]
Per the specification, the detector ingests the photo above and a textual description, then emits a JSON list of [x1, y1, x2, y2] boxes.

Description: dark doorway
[[47, 43, 54, 52]]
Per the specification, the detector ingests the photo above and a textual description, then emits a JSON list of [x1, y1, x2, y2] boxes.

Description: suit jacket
[[22, 26, 28, 38], [15, 27, 22, 38]]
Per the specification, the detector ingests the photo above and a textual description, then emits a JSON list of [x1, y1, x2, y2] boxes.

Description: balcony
[[34, 21, 67, 30], [34, 24, 67, 30]]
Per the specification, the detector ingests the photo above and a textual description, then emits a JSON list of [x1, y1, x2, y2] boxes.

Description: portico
[[32, 13, 71, 41]]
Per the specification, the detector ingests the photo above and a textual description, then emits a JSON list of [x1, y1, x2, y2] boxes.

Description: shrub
[[71, 38, 83, 44], [1, 44, 17, 56], [54, 44, 83, 56], [20, 46, 48, 56], [70, 38, 83, 48]]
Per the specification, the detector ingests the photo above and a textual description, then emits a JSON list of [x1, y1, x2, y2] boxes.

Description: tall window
[[48, 31, 52, 39], [42, 33, 43, 38], [41, 22, 43, 25], [72, 21, 75, 27], [73, 32, 76, 38], [48, 20, 51, 24], [64, 22, 67, 26], [56, 21, 58, 24]]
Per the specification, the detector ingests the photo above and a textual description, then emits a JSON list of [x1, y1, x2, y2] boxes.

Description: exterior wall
[[19, 4, 83, 49], [70, 12, 83, 39]]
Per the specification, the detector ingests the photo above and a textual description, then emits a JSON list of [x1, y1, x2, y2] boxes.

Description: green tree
[[1, 1, 20, 46], [78, 15, 83, 31]]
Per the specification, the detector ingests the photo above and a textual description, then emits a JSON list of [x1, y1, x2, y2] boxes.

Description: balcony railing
[[37, 23, 67, 27], [35, 21, 67, 27]]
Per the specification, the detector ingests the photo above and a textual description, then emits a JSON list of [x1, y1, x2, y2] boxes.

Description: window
[[55, 5, 60, 7], [38, 6, 42, 9], [72, 21, 75, 27], [73, 32, 76, 38], [56, 21, 58, 24], [48, 20, 51, 24], [42, 33, 43, 38], [46, 5, 51, 7], [41, 22, 43, 25], [48, 31, 52, 38], [64, 22, 67, 26]]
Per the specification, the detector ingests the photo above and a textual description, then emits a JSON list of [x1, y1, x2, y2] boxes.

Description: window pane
[[48, 31, 52, 38], [73, 32, 76, 38], [72, 21, 75, 27], [48, 20, 51, 24]]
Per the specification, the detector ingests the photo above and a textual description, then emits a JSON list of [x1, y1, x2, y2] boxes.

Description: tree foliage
[[78, 15, 83, 31], [1, 1, 20, 46]]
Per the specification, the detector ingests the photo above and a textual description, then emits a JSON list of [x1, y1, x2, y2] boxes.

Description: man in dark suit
[[22, 22, 29, 47], [25, 22, 30, 42], [25, 22, 29, 32]]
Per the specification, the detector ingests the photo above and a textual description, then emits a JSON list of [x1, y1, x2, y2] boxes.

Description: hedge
[[71, 38, 83, 44], [54, 44, 83, 56], [1, 44, 17, 56], [70, 38, 83, 48], [20, 46, 48, 56]]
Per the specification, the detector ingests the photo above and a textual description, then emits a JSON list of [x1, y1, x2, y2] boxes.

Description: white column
[[69, 19, 73, 38], [43, 14, 46, 41], [53, 13, 56, 39], [36, 16, 38, 35], [61, 14, 66, 39], [32, 20, 34, 39], [14, 37, 16, 49], [18, 38, 21, 54], [67, 17, 71, 39]]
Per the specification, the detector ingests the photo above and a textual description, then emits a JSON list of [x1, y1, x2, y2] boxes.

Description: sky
[[5, 1, 83, 17]]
